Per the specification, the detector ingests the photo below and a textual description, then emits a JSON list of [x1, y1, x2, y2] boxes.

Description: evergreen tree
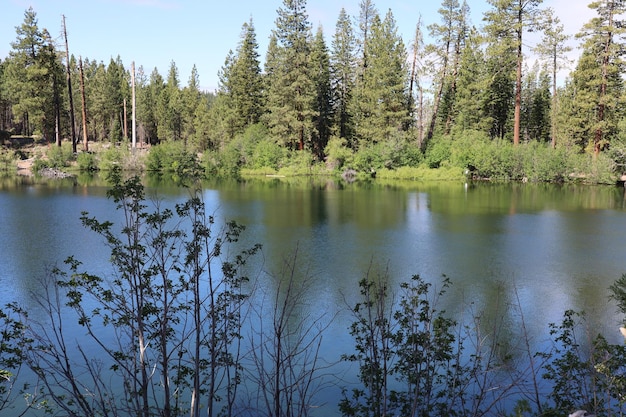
[[0, 59, 10, 131], [310, 26, 332, 159], [425, 0, 469, 142], [330, 8, 357, 144], [4, 7, 62, 139], [156, 61, 183, 141], [351, 0, 379, 146], [263, 0, 317, 151], [353, 10, 410, 144], [408, 17, 427, 147], [452, 28, 490, 134], [139, 67, 164, 145], [181, 65, 201, 147], [221, 19, 264, 137], [575, 0, 626, 154], [534, 8, 571, 147], [521, 62, 551, 142], [484, 0, 544, 144]]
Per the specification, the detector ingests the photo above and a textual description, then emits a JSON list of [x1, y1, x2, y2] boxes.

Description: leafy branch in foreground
[[15, 173, 260, 417]]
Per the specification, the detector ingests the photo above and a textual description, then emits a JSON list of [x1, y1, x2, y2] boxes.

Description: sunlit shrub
[[146, 141, 198, 175], [251, 139, 286, 170], [277, 150, 317, 176], [424, 136, 453, 169], [76, 152, 98, 172], [98, 145, 125, 171], [324, 136, 354, 171]]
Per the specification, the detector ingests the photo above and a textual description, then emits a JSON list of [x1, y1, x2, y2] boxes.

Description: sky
[[1, 0, 594, 92]]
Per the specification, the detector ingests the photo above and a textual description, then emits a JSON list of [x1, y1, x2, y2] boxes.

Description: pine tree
[[226, 19, 264, 134], [5, 7, 62, 139], [155, 61, 182, 141], [181, 65, 202, 147], [484, 0, 544, 144], [330, 8, 357, 144], [534, 8, 571, 147], [263, 0, 317, 151], [310, 26, 332, 159], [453, 28, 490, 134], [425, 0, 469, 142], [521, 61, 551, 142], [354, 10, 410, 144], [576, 0, 626, 154]]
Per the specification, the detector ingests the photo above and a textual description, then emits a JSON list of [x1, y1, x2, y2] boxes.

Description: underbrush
[[424, 132, 619, 184]]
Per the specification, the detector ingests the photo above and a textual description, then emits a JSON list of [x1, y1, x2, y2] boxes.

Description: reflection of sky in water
[[1, 182, 626, 416]]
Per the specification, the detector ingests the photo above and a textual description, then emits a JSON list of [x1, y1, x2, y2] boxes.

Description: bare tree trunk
[[426, 37, 451, 144], [79, 57, 89, 152], [551, 45, 557, 148], [513, 7, 523, 146], [62, 15, 77, 153], [595, 9, 613, 156]]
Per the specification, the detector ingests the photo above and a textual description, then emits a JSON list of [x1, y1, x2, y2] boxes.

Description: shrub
[[277, 150, 316, 176], [98, 145, 126, 171], [324, 136, 354, 171], [145, 141, 199, 175], [76, 152, 98, 172], [46, 143, 75, 169], [0, 149, 16, 171], [251, 139, 286, 170], [424, 136, 453, 169]]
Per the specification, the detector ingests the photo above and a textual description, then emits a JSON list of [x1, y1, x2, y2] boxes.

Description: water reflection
[[1, 176, 626, 415]]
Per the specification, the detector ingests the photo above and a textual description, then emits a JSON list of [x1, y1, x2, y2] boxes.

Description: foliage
[[376, 165, 465, 181], [609, 274, 626, 326], [276, 150, 318, 177], [324, 136, 354, 171], [76, 151, 98, 172], [12, 173, 261, 417], [541, 310, 626, 415], [3, 3, 626, 183], [0, 148, 16, 171], [32, 142, 75, 171], [340, 271, 529, 417], [145, 141, 199, 176], [97, 144, 130, 171]]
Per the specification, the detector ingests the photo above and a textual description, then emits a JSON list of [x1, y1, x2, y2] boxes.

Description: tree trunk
[[595, 6, 613, 156], [79, 57, 89, 152], [62, 15, 77, 153], [551, 45, 557, 148], [513, 8, 523, 146]]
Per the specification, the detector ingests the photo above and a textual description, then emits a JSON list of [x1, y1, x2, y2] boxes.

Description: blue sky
[[1, 0, 591, 91]]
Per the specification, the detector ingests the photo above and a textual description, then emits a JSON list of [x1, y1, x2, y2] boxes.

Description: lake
[[1, 174, 626, 415]]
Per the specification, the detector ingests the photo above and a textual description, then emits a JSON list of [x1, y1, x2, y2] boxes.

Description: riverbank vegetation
[[1, 174, 625, 416], [2, 0, 626, 184]]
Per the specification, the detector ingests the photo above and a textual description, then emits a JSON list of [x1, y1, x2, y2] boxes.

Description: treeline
[[1, 0, 626, 181]]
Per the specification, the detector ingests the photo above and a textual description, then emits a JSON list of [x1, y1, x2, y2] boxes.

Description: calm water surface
[[1, 175, 626, 414]]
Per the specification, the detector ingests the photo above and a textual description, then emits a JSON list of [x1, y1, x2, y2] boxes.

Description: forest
[[1, 0, 626, 183]]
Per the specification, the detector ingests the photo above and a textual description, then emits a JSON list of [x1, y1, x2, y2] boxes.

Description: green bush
[[251, 139, 286, 170], [146, 141, 199, 175], [0, 149, 16, 171], [202, 144, 242, 179], [277, 150, 316, 176], [76, 152, 98, 172], [352, 143, 386, 172], [424, 136, 453, 169], [47, 143, 75, 169], [98, 146, 126, 172], [324, 136, 354, 171]]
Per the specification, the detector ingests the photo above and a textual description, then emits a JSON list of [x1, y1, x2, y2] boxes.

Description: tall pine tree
[[330, 8, 357, 144], [264, 0, 317, 151]]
